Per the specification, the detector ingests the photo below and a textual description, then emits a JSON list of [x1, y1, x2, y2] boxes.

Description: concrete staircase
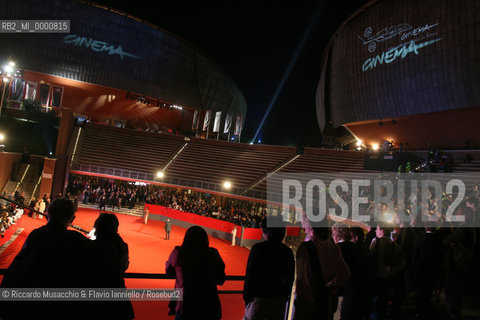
[[454, 160, 480, 173], [2, 163, 42, 204], [76, 202, 144, 217]]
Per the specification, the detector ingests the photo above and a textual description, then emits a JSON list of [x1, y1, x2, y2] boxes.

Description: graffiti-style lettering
[[362, 38, 441, 72], [63, 34, 139, 59]]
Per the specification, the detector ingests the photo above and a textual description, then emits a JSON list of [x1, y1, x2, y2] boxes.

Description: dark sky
[[94, 0, 368, 147]]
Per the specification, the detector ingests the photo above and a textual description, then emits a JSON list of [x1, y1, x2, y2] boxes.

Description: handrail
[[0, 269, 245, 280], [0, 270, 245, 294], [123, 273, 245, 281]]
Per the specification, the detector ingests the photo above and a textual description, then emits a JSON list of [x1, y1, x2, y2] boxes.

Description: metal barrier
[[0, 269, 244, 294]]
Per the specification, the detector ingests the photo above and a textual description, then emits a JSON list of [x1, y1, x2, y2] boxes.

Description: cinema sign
[[63, 34, 140, 60], [357, 22, 442, 72]]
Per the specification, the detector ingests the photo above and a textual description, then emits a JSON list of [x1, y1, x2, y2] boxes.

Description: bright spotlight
[[156, 171, 165, 178], [4, 65, 13, 74], [384, 212, 394, 224], [372, 143, 379, 151], [223, 181, 232, 189], [356, 140, 362, 147], [3, 77, 8, 82], [8, 61, 15, 67], [0, 133, 4, 141]]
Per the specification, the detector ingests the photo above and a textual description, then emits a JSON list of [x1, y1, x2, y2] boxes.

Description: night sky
[[94, 0, 368, 147]]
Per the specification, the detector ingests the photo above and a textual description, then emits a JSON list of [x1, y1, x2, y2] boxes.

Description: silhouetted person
[[110, 193, 118, 211], [166, 226, 225, 319], [0, 198, 93, 320], [91, 213, 134, 320], [98, 195, 106, 211], [243, 217, 294, 320], [413, 227, 444, 318], [165, 218, 172, 240], [73, 195, 78, 213], [351, 227, 374, 318], [332, 223, 366, 320], [443, 229, 474, 320]]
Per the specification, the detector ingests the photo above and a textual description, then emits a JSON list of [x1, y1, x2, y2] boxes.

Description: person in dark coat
[[412, 226, 444, 318], [98, 195, 106, 211], [243, 217, 295, 320], [166, 226, 225, 320], [351, 227, 375, 318], [110, 192, 118, 211], [73, 195, 78, 213], [443, 229, 474, 320], [91, 213, 134, 320], [332, 223, 365, 320]]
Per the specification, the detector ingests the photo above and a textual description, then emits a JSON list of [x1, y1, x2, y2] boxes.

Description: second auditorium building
[[317, 0, 480, 149]]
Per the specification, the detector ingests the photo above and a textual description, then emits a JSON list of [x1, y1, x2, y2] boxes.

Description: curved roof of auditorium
[[316, 0, 480, 130], [0, 0, 247, 116]]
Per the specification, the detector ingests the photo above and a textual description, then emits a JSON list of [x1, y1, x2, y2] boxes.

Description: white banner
[[234, 114, 243, 135], [10, 78, 25, 102], [25, 81, 38, 100], [203, 110, 212, 131], [192, 110, 199, 130], [224, 113, 233, 133], [213, 111, 222, 133]]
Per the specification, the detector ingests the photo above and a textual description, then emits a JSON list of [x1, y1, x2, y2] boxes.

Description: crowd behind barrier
[[144, 204, 300, 241], [67, 175, 267, 228]]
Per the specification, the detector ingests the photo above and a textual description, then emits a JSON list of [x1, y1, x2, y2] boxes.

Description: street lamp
[[4, 63, 13, 74], [0, 61, 19, 117]]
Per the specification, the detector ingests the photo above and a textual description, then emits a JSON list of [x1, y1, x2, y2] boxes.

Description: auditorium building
[[0, 0, 247, 146], [316, 0, 480, 150], [0, 0, 248, 201]]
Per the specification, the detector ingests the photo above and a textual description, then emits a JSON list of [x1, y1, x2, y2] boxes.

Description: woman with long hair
[[166, 226, 226, 320]]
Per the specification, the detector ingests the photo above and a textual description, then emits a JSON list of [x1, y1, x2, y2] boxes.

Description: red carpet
[[0, 208, 250, 320]]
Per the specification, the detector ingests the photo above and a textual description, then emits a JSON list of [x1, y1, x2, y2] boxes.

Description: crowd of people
[[67, 175, 264, 228], [0, 198, 133, 320], [243, 217, 479, 320], [291, 173, 480, 230], [1, 191, 27, 238], [0, 205, 23, 238], [0, 192, 478, 320]]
